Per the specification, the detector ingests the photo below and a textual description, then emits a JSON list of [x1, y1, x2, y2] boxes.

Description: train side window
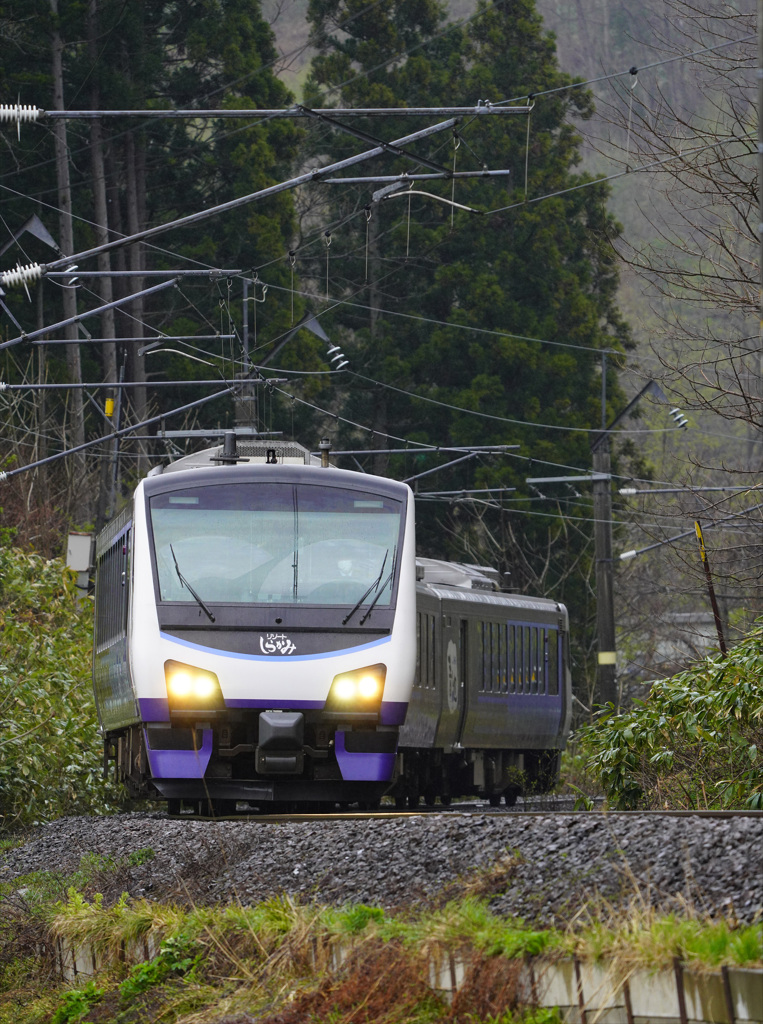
[[493, 618, 499, 692], [479, 622, 489, 692], [428, 614, 436, 689], [508, 625, 516, 693], [522, 626, 530, 693], [514, 626, 520, 692], [121, 530, 131, 634], [548, 628, 559, 695], [528, 628, 537, 694], [423, 613, 429, 688], [415, 613, 422, 688], [499, 623, 507, 692], [95, 528, 131, 650], [536, 627, 546, 695]]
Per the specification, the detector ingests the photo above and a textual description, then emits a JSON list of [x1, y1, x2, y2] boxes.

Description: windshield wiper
[[359, 546, 396, 625], [342, 549, 388, 625], [170, 544, 216, 623]]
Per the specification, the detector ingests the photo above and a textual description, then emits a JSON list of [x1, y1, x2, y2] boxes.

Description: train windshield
[[149, 482, 403, 608]]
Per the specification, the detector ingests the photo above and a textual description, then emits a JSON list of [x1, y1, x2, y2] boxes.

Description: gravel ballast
[[2, 810, 761, 925]]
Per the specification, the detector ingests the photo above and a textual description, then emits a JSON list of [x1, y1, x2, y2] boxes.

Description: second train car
[[394, 558, 571, 807]]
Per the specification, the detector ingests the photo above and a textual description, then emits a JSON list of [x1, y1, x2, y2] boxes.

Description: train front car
[[94, 440, 416, 813]]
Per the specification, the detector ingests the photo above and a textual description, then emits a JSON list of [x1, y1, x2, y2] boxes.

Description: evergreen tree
[[0, 1, 312, 530], [303, 0, 632, 681]]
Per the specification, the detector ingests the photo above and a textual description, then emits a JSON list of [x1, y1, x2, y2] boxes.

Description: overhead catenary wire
[[29, 104, 530, 119], [0, 278, 178, 351], [260, 282, 624, 355], [1, 120, 458, 282], [494, 31, 756, 107], [619, 500, 763, 561], [0, 386, 235, 482], [1, 26, 753, 503], [0, 45, 749, 507]]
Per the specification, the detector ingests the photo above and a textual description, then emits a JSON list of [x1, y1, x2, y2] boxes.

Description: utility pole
[[591, 437, 617, 708], [589, 379, 672, 712]]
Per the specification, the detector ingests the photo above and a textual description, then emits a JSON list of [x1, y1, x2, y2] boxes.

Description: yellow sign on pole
[[694, 520, 727, 656]]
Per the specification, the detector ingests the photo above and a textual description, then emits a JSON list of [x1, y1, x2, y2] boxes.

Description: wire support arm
[[0, 278, 177, 350], [314, 445, 519, 456], [44, 269, 241, 278], [296, 104, 452, 175], [0, 378, 284, 390], [619, 500, 763, 560], [36, 104, 530, 119], [2, 121, 457, 280], [0, 386, 233, 482], [320, 170, 512, 184], [403, 451, 483, 483], [30, 334, 235, 346]]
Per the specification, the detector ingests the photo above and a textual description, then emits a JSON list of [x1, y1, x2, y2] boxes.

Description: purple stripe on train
[[334, 730, 396, 782], [144, 727, 213, 779]]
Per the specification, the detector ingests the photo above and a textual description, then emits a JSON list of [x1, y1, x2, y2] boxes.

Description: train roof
[[416, 558, 565, 617], [149, 437, 320, 473], [418, 584, 565, 617], [416, 558, 502, 591]]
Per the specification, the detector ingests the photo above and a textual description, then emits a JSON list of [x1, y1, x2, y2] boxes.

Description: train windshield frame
[[147, 480, 405, 611]]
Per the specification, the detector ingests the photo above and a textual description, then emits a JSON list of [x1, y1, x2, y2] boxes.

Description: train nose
[[255, 711, 305, 775]]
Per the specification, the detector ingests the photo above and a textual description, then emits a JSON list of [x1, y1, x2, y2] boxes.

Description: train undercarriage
[[104, 723, 561, 814]]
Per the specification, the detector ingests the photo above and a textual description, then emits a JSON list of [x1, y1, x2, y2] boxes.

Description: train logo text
[[259, 633, 297, 655]]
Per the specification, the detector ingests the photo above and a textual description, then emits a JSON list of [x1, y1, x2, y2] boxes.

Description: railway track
[[167, 796, 763, 822]]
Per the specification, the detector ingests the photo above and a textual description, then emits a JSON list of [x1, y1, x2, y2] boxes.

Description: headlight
[[324, 663, 386, 713], [165, 660, 224, 709]]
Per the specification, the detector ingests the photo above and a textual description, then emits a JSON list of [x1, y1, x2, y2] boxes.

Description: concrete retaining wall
[[55, 937, 763, 1022]]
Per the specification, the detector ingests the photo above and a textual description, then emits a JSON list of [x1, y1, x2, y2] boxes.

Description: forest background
[[0, 0, 760, 715]]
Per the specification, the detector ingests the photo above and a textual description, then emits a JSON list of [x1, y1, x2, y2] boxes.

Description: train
[[93, 436, 571, 813]]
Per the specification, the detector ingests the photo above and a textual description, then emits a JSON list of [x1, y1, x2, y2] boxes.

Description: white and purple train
[[93, 437, 571, 813]]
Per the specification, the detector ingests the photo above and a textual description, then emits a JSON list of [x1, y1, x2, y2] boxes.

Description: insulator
[[0, 382, 7, 391], [1, 262, 43, 289], [0, 103, 41, 138], [0, 103, 41, 125], [0, 472, 7, 483]]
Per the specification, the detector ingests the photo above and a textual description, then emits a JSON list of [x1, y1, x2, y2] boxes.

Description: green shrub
[[119, 934, 199, 1003], [580, 622, 763, 809], [0, 543, 121, 826], [50, 981, 103, 1024]]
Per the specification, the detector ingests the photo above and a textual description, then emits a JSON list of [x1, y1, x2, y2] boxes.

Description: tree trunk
[[367, 211, 389, 477], [50, 0, 90, 525], [89, 0, 119, 528], [125, 129, 149, 477]]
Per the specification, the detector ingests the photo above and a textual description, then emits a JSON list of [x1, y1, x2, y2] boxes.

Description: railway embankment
[[2, 809, 763, 1022], [3, 809, 762, 923]]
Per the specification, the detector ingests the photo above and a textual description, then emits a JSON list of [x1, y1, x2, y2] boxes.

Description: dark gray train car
[[393, 558, 572, 806]]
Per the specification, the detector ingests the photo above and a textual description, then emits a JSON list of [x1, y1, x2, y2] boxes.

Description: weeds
[[2, 864, 763, 1023], [119, 934, 200, 1003], [50, 981, 103, 1024]]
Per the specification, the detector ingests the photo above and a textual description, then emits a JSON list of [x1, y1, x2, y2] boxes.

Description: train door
[[453, 617, 469, 745]]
